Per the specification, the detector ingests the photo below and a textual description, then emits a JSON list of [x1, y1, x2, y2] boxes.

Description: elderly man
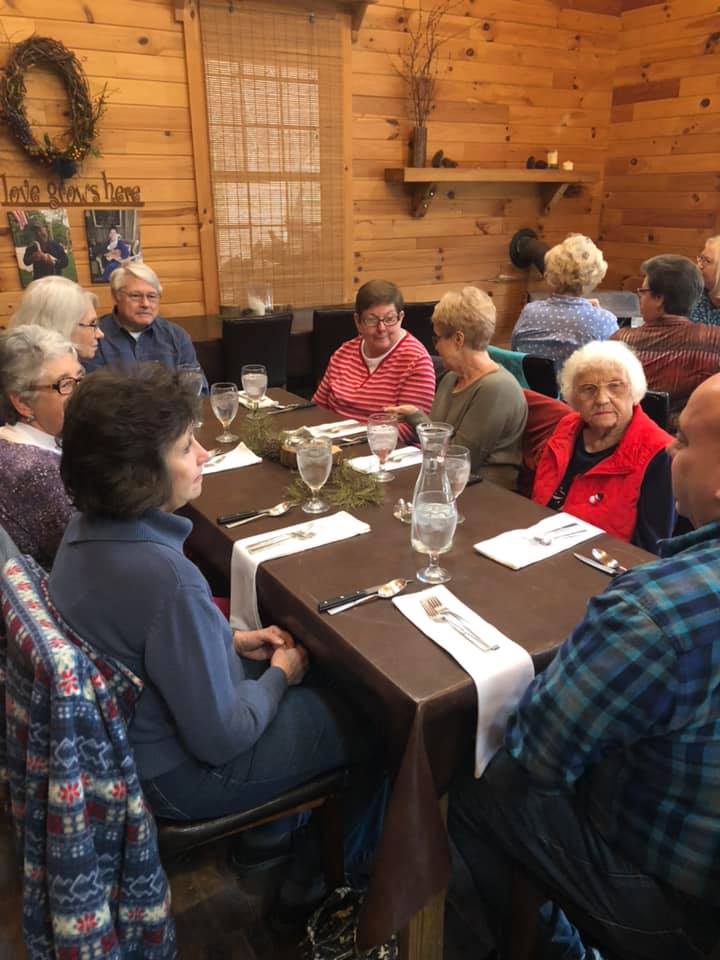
[[313, 279, 435, 443], [449, 374, 720, 959], [83, 263, 206, 388]]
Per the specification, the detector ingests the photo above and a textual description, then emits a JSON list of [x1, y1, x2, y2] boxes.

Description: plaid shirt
[[506, 521, 720, 905]]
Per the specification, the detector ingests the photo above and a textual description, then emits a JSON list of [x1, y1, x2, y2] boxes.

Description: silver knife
[[318, 582, 385, 613], [573, 553, 619, 576]]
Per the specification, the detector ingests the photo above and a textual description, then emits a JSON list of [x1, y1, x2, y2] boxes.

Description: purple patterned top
[[0, 440, 73, 569]]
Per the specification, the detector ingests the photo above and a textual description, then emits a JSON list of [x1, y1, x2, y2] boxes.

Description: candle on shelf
[[547, 149, 559, 168], [562, 160, 574, 172]]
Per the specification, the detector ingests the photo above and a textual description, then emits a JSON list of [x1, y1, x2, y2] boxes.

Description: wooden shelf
[[343, 0, 378, 40], [384, 167, 597, 218]]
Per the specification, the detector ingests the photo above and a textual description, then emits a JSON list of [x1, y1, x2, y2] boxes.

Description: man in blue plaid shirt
[[449, 375, 720, 959]]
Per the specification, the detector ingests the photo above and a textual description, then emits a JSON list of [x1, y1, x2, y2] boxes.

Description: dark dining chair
[[311, 308, 356, 386], [403, 300, 438, 356], [222, 312, 293, 388], [640, 389, 670, 432]]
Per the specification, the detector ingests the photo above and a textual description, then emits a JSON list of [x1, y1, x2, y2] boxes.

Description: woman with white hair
[[0, 325, 84, 567], [512, 234, 618, 370], [691, 235, 720, 326], [532, 340, 674, 552], [10, 275, 104, 361]]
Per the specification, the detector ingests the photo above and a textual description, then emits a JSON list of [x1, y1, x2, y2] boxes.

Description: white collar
[[0, 421, 61, 454]]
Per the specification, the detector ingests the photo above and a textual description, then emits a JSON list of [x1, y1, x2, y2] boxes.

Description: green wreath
[[0, 36, 107, 179]]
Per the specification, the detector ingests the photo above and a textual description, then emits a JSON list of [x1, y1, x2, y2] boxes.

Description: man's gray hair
[[110, 262, 163, 297], [0, 324, 77, 424]]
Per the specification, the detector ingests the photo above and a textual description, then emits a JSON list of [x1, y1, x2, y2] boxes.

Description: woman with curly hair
[[511, 233, 618, 371]]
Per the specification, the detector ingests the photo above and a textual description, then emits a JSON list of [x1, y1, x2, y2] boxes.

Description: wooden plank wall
[[599, 0, 720, 291], [0, 0, 206, 331], [352, 0, 620, 342]]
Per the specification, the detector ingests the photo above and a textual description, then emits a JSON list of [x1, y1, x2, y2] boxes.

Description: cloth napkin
[[473, 512, 603, 570], [238, 392, 279, 410], [347, 446, 423, 474], [306, 419, 367, 439], [230, 511, 371, 630], [393, 585, 534, 777], [203, 442, 262, 475]]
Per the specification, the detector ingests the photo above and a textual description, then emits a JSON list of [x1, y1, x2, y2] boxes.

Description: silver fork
[[246, 528, 316, 554], [529, 521, 581, 546], [420, 596, 499, 652]]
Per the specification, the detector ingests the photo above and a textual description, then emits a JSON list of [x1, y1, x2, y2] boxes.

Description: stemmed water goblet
[[241, 363, 268, 419], [411, 491, 458, 584], [366, 412, 399, 482], [445, 445, 471, 524], [210, 382, 239, 443], [297, 438, 333, 514]]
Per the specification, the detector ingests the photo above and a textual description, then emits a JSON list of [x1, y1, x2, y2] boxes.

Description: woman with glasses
[[386, 287, 528, 489], [312, 279, 435, 443], [690, 237, 720, 326], [532, 340, 674, 552], [0, 325, 83, 567], [10, 274, 104, 361]]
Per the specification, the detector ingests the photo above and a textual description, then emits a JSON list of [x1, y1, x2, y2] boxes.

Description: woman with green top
[[386, 286, 527, 490]]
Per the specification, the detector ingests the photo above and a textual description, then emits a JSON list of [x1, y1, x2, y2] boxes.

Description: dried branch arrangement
[[396, 1, 454, 128]]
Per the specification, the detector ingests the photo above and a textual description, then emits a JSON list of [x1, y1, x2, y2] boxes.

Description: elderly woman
[[0, 325, 83, 567], [387, 286, 527, 489], [49, 365, 377, 891], [10, 275, 103, 361], [512, 234, 618, 370], [690, 235, 720, 326], [532, 340, 674, 553]]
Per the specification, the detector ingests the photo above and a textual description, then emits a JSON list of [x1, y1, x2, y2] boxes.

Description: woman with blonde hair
[[691, 235, 720, 325], [10, 275, 103, 361], [512, 233, 618, 370], [386, 286, 527, 488]]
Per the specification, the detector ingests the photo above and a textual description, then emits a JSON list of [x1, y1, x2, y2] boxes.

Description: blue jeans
[[142, 684, 384, 868], [448, 750, 716, 960]]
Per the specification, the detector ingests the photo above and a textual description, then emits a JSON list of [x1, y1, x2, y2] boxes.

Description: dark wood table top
[[185, 391, 653, 945]]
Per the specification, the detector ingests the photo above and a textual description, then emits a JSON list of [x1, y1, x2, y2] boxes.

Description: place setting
[[347, 413, 424, 477], [473, 512, 604, 570]]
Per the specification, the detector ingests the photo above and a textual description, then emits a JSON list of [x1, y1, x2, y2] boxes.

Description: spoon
[[328, 578, 413, 615], [224, 501, 294, 529], [591, 548, 628, 574]]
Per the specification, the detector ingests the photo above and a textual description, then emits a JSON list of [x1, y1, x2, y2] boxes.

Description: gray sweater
[[49, 509, 287, 780], [409, 367, 528, 488]]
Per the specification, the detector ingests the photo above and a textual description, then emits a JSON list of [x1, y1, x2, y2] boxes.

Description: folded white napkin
[[473, 512, 603, 570], [230, 511, 371, 630], [393, 585, 534, 777], [238, 392, 279, 410], [203, 442, 262, 475], [347, 446, 423, 474], [306, 419, 367, 439]]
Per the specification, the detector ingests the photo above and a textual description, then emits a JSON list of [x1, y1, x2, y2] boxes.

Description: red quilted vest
[[531, 406, 672, 542]]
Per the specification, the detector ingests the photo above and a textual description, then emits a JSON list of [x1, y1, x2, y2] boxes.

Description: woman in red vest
[[532, 340, 674, 553]]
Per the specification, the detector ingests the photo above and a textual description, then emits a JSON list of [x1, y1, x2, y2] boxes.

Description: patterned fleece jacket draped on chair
[[1, 555, 177, 960]]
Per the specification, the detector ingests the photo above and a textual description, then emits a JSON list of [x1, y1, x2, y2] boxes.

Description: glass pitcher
[[411, 422, 457, 584]]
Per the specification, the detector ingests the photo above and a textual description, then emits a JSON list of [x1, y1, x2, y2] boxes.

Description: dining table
[[184, 390, 653, 959]]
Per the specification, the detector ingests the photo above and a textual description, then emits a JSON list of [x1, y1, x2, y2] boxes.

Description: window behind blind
[[199, 0, 346, 310]]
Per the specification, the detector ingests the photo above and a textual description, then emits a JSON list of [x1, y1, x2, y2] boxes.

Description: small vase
[[409, 126, 428, 168]]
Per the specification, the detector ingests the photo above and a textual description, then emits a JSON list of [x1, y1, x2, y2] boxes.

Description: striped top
[[611, 316, 720, 431], [313, 332, 435, 442]]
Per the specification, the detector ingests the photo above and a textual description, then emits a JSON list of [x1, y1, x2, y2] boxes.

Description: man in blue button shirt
[[83, 263, 207, 390]]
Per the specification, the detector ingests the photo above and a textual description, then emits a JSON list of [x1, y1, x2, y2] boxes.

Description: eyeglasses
[[361, 312, 401, 328], [576, 380, 629, 401], [697, 254, 713, 267], [636, 287, 651, 296], [77, 320, 100, 329], [33, 375, 85, 396], [122, 291, 159, 304]]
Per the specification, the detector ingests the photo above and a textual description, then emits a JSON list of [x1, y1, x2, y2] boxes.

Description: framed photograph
[[84, 209, 142, 284], [7, 208, 77, 288]]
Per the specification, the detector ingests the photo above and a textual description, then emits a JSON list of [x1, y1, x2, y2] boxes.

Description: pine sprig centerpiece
[[286, 461, 383, 511]]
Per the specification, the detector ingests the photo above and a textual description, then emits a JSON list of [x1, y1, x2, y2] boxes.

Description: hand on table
[[384, 404, 418, 418], [233, 625, 294, 660]]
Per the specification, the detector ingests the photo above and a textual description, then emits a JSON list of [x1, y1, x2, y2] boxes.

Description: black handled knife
[[217, 509, 260, 525], [318, 583, 384, 613]]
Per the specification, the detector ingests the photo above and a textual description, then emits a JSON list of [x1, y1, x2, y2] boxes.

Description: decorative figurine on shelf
[[431, 149, 459, 168]]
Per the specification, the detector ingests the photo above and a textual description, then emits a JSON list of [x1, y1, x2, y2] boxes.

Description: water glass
[[210, 382, 239, 443], [411, 492, 457, 584], [241, 363, 268, 418], [178, 363, 205, 429], [297, 438, 333, 514], [445, 445, 471, 524], [367, 412, 399, 482]]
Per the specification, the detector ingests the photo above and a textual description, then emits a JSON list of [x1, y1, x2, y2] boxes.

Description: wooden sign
[[0, 171, 144, 208]]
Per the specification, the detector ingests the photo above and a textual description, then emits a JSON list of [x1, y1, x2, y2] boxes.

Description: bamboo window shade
[[199, 1, 346, 310]]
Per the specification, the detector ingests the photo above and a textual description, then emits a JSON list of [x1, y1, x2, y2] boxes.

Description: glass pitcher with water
[[411, 422, 458, 584]]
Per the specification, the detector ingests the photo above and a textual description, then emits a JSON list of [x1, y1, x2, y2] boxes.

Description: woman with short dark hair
[[49, 366, 370, 841]]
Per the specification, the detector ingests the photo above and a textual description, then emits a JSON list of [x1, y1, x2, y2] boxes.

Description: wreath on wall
[[0, 36, 107, 180]]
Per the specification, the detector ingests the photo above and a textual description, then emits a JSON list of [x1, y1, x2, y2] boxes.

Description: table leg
[[398, 795, 448, 960]]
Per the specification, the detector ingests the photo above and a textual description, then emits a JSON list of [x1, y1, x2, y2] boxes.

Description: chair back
[[222, 313, 293, 388], [518, 390, 570, 497], [311, 309, 356, 386], [522, 355, 558, 397], [1, 555, 176, 959], [488, 346, 530, 388], [402, 301, 438, 356], [640, 390, 670, 431]]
